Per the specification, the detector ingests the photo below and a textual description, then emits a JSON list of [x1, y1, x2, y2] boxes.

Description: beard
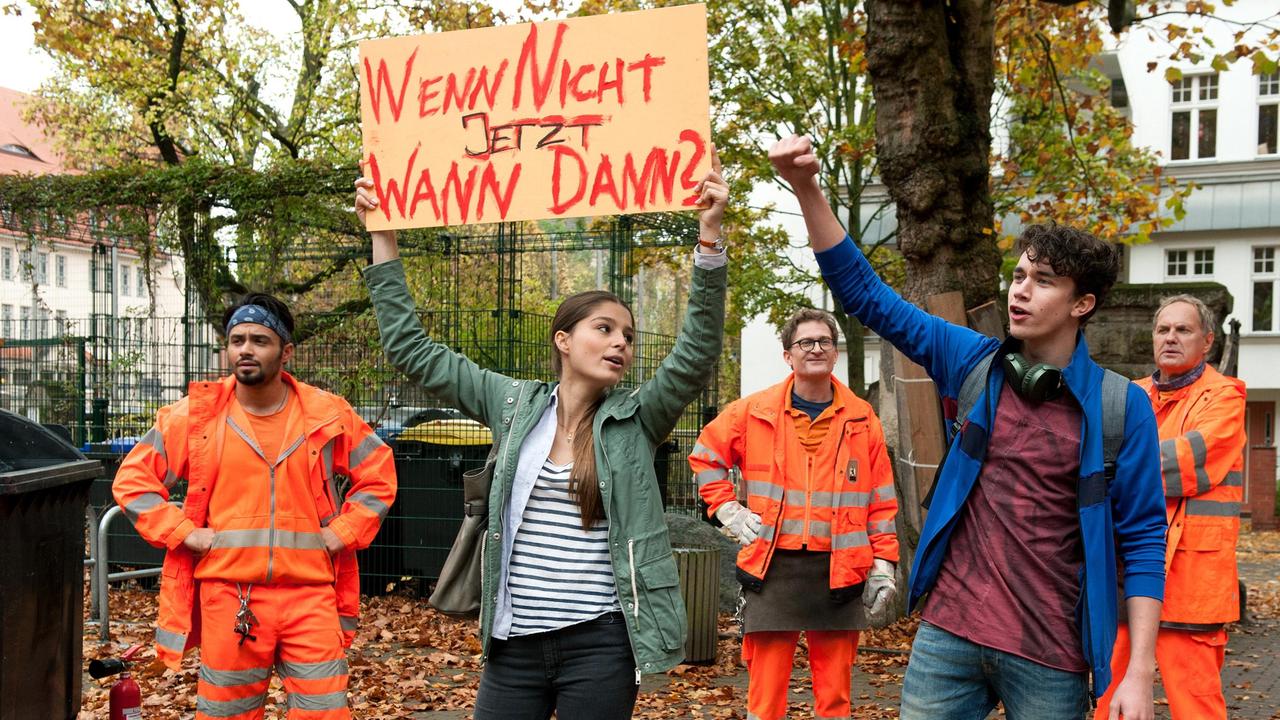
[[235, 364, 270, 385]]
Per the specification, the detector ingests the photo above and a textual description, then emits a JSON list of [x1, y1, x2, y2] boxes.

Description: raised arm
[[768, 135, 847, 251], [356, 178, 513, 425], [769, 135, 995, 397], [634, 158, 729, 443]]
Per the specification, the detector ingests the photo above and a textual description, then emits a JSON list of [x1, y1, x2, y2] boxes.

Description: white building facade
[[1109, 0, 1279, 452], [1, 87, 195, 438]]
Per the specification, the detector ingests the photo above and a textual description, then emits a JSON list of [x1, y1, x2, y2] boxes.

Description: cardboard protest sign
[[358, 4, 711, 230]]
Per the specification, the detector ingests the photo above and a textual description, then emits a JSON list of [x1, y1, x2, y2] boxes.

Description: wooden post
[[891, 291, 969, 557], [966, 300, 1006, 341]]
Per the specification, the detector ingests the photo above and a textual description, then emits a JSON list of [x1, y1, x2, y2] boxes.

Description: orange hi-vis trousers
[[742, 630, 859, 720], [1094, 623, 1228, 720], [195, 580, 350, 719]]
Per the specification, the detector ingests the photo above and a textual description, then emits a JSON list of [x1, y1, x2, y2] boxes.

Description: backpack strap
[[1099, 369, 1129, 482], [954, 351, 997, 438], [923, 351, 997, 510]]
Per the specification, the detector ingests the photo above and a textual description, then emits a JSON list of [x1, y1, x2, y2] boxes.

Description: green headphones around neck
[[1002, 352, 1065, 403]]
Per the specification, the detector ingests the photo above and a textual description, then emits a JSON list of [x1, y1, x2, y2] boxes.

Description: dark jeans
[[473, 613, 639, 720]]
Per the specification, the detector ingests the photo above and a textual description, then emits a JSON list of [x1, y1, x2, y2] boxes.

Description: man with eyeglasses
[[690, 308, 899, 720]]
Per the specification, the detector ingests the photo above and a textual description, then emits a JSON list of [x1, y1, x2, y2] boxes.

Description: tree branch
[[1035, 31, 1099, 203]]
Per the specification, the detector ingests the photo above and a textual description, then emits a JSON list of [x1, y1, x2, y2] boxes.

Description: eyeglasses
[[789, 337, 835, 353]]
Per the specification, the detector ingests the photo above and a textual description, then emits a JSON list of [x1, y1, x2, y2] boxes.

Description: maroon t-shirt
[[923, 382, 1088, 672]]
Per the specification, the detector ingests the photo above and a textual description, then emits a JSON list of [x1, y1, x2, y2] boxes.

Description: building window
[[1, 248, 10, 281], [119, 263, 130, 296], [1, 304, 11, 337], [136, 266, 146, 297], [36, 252, 47, 285], [1166, 248, 1214, 278], [55, 310, 68, 337], [1255, 246, 1279, 332], [1171, 73, 1218, 161], [18, 306, 30, 339], [1110, 77, 1129, 109], [1261, 72, 1280, 155], [55, 255, 66, 287], [17, 249, 30, 281], [1193, 248, 1214, 275]]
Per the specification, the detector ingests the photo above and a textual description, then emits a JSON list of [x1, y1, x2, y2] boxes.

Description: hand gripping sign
[[358, 4, 712, 231]]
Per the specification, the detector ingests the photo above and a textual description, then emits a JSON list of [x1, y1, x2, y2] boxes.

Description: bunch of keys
[[234, 583, 258, 646]]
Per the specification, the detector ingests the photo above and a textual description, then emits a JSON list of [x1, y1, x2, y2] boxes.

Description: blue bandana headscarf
[[226, 304, 292, 345]]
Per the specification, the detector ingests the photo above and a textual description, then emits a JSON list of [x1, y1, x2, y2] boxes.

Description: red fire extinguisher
[[88, 644, 145, 719]]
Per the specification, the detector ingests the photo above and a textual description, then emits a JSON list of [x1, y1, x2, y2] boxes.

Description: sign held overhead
[[358, 4, 712, 231]]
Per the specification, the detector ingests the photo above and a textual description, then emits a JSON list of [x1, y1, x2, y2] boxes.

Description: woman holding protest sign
[[354, 153, 728, 719]]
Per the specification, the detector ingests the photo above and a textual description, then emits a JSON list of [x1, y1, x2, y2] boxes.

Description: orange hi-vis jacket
[[113, 373, 397, 670], [691, 375, 898, 601], [1137, 364, 1246, 627]]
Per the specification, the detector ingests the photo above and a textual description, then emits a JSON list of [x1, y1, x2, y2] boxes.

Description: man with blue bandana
[[114, 292, 397, 719]]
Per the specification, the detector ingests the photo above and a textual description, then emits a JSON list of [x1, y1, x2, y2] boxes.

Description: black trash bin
[[652, 438, 679, 507], [0, 409, 102, 720], [359, 419, 492, 595]]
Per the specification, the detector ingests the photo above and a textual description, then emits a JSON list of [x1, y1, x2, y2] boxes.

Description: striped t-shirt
[[507, 459, 620, 636]]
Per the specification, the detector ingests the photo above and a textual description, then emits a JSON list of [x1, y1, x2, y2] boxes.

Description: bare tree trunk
[[865, 0, 1003, 614], [865, 0, 1001, 308]]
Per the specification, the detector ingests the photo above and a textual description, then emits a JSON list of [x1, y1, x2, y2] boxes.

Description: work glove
[[862, 558, 897, 626], [714, 501, 762, 546]]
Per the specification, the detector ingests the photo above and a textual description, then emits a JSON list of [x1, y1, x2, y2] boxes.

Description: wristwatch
[[697, 236, 725, 253]]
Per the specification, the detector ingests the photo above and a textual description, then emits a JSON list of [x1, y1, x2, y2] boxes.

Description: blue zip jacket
[[816, 236, 1166, 697]]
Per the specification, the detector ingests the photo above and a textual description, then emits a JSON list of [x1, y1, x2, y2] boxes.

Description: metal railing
[[85, 503, 175, 642]]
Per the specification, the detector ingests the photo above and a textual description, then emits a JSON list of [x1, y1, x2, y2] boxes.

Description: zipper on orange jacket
[[802, 454, 813, 547]]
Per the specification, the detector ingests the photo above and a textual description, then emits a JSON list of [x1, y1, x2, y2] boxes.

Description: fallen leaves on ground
[[80, 584, 919, 718], [79, 529, 1279, 717]]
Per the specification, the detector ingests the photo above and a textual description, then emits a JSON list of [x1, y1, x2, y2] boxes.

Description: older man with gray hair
[[1096, 293, 1247, 719]]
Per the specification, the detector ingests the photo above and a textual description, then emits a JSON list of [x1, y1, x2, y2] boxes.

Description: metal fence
[[2, 212, 718, 593], [19, 306, 714, 594]]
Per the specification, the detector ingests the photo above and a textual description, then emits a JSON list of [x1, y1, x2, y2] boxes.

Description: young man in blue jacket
[[769, 135, 1167, 720]]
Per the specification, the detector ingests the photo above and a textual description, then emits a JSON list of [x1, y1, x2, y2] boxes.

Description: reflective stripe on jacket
[[1137, 365, 1246, 626], [112, 373, 397, 670], [690, 375, 898, 599]]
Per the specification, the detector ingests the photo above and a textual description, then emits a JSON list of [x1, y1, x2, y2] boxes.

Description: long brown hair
[[550, 290, 633, 529]]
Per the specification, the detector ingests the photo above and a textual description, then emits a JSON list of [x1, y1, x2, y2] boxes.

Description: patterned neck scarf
[[1152, 360, 1205, 393]]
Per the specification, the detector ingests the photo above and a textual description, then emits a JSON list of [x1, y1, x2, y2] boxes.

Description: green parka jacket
[[364, 257, 727, 676]]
